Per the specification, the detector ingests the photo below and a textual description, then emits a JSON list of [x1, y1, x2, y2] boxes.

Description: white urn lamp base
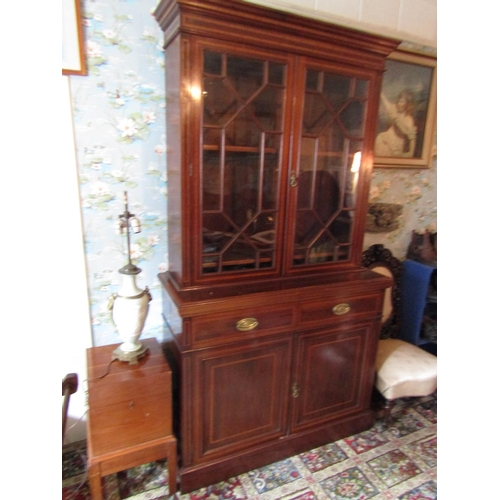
[[110, 263, 152, 365]]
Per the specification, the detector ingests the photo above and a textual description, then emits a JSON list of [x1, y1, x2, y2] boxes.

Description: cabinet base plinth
[[179, 410, 374, 494]]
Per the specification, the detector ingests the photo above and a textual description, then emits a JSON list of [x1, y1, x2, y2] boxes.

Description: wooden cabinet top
[[154, 0, 400, 67]]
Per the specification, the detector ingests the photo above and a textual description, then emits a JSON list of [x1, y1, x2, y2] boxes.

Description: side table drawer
[[192, 304, 295, 347], [88, 393, 172, 458], [299, 294, 381, 327], [88, 371, 171, 408]]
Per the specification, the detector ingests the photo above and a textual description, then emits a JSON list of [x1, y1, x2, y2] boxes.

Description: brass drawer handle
[[332, 303, 350, 316], [236, 318, 259, 332]]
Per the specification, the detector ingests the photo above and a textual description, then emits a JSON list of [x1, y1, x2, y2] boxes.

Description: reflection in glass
[[293, 69, 369, 266], [201, 50, 285, 274]]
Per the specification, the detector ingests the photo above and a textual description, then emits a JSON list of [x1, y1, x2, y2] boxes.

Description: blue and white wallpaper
[[68, 0, 436, 347], [70, 0, 167, 347]]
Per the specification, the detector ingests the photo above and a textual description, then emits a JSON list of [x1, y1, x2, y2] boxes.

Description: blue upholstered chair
[[362, 245, 437, 421]]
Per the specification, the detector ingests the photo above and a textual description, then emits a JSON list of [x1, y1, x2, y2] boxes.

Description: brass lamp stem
[[119, 191, 141, 275]]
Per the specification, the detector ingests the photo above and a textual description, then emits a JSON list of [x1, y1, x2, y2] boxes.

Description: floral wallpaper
[[363, 150, 437, 260], [70, 0, 167, 347], [68, 0, 437, 347]]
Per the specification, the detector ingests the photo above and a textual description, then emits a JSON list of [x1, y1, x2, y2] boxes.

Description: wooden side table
[[86, 338, 177, 499]]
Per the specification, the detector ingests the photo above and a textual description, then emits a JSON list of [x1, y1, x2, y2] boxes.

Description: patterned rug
[[63, 394, 436, 500]]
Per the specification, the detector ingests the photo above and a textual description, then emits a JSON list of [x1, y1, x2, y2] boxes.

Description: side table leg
[[166, 439, 177, 495], [88, 462, 103, 500]]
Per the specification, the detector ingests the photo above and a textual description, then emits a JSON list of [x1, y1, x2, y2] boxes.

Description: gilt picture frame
[[62, 0, 87, 76], [374, 50, 436, 168]]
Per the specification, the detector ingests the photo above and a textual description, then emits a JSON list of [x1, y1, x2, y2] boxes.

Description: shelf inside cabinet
[[203, 145, 277, 154]]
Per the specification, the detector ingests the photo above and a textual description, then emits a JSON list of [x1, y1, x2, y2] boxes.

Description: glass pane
[[323, 73, 350, 110], [203, 127, 221, 148], [355, 78, 368, 98], [330, 210, 352, 243], [299, 137, 316, 193], [264, 132, 280, 153], [204, 51, 222, 75], [339, 100, 365, 138], [293, 67, 365, 267], [202, 212, 235, 272], [317, 123, 345, 156], [252, 212, 276, 237], [221, 241, 257, 271], [250, 86, 284, 132], [306, 70, 319, 91], [227, 56, 264, 101], [345, 142, 363, 208], [302, 93, 330, 135], [203, 77, 238, 127], [201, 50, 286, 275], [226, 108, 262, 148], [268, 62, 284, 85], [263, 150, 279, 210], [258, 251, 275, 269], [203, 147, 222, 211]]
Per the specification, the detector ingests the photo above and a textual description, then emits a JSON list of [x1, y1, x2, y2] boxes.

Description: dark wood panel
[[192, 338, 293, 460], [291, 326, 369, 431], [299, 294, 381, 326], [155, 0, 400, 66], [88, 394, 172, 457], [164, 35, 185, 285], [87, 371, 171, 408], [191, 303, 295, 347], [179, 409, 374, 493]]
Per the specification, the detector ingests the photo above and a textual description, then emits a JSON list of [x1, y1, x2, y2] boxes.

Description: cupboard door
[[291, 325, 373, 432], [192, 337, 293, 461], [198, 42, 294, 279], [289, 60, 372, 268]]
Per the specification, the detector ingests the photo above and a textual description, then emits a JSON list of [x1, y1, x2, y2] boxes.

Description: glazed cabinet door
[[290, 323, 376, 433], [193, 39, 295, 281], [190, 336, 293, 462], [286, 58, 377, 270]]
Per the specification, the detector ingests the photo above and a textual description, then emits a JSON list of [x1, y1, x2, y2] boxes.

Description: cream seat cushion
[[375, 338, 437, 401]]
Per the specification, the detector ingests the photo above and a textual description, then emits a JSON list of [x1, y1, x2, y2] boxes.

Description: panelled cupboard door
[[290, 324, 374, 432], [191, 337, 293, 461], [193, 37, 295, 281]]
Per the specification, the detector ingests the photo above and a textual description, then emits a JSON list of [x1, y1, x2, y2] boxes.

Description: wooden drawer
[[299, 293, 381, 327], [88, 392, 172, 458], [191, 304, 295, 346], [88, 370, 171, 408], [86, 338, 172, 408]]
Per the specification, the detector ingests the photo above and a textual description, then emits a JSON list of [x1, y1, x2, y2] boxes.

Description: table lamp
[[108, 191, 152, 363]]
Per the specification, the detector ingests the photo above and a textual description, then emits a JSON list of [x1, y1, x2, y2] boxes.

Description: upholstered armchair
[[362, 245, 437, 421]]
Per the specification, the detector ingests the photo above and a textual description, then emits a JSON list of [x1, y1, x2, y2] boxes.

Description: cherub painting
[[374, 52, 436, 168]]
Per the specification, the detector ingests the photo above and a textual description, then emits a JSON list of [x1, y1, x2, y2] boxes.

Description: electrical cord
[[86, 357, 119, 383]]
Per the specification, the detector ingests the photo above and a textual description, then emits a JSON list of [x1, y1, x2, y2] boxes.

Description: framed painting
[[374, 50, 436, 168], [62, 0, 87, 75]]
